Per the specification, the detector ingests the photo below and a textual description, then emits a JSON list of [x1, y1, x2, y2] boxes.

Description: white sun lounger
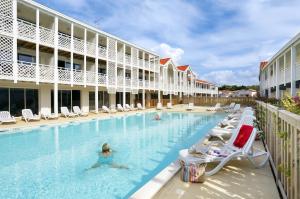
[[156, 102, 163, 110], [179, 125, 269, 176], [117, 104, 129, 112], [167, 102, 173, 109], [137, 103, 144, 110], [209, 114, 256, 141], [102, 105, 116, 113], [186, 103, 194, 111], [0, 111, 16, 124], [130, 104, 138, 111], [223, 102, 235, 110], [60, 107, 78, 118], [73, 106, 88, 116], [22, 109, 41, 122], [225, 104, 240, 113], [207, 103, 222, 111], [40, 108, 58, 120]]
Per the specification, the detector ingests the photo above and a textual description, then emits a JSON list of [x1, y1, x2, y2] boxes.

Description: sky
[[35, 0, 300, 86]]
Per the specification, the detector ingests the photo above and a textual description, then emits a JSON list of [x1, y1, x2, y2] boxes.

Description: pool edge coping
[[129, 160, 181, 199]]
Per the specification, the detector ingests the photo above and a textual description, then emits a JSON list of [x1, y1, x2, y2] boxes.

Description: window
[[58, 60, 81, 70], [26, 89, 39, 114], [0, 88, 9, 111], [10, 88, 25, 116], [18, 54, 36, 63], [98, 68, 106, 74], [51, 90, 81, 112]]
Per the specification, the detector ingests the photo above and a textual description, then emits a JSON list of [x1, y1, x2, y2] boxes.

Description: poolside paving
[[154, 141, 280, 199]]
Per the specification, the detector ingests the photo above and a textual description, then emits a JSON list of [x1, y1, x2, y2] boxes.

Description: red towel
[[233, 125, 254, 148]]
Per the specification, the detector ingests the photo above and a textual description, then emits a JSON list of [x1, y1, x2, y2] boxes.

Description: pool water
[[0, 112, 224, 199]]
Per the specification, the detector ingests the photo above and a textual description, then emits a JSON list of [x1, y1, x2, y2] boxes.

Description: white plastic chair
[[207, 103, 221, 111], [40, 108, 58, 120], [60, 107, 77, 118], [0, 111, 16, 124], [73, 106, 88, 116], [22, 109, 41, 122]]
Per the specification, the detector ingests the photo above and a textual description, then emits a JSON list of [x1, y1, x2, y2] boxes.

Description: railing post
[[290, 46, 296, 96], [54, 16, 59, 117], [95, 33, 99, 113]]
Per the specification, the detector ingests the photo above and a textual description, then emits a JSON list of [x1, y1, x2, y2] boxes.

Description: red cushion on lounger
[[233, 125, 253, 148]]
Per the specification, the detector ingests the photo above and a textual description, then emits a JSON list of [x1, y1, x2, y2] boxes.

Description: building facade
[[259, 33, 300, 99], [0, 0, 217, 116]]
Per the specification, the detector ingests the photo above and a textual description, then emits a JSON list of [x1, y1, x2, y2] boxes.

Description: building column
[[36, 9, 40, 85], [109, 94, 116, 107], [275, 59, 280, 99], [291, 46, 296, 96], [70, 23, 74, 87], [95, 34, 99, 113], [12, 0, 18, 83], [83, 28, 87, 87], [123, 45, 126, 107], [54, 16, 59, 116], [158, 90, 161, 103]]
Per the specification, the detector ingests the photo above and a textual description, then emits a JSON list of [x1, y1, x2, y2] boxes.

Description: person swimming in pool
[[86, 143, 129, 170], [154, 114, 161, 120]]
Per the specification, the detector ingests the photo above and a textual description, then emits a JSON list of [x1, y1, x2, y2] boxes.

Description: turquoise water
[[0, 112, 224, 199]]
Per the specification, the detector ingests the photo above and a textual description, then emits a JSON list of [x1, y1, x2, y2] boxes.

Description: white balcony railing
[[0, 60, 13, 80], [39, 26, 54, 46], [138, 59, 143, 68], [98, 73, 106, 85], [125, 77, 131, 87], [117, 52, 124, 63], [73, 37, 84, 53], [73, 69, 84, 84], [86, 41, 96, 56], [117, 75, 124, 86], [86, 70, 96, 84], [125, 54, 131, 65], [139, 79, 143, 87], [17, 19, 36, 41], [18, 61, 36, 81], [98, 46, 107, 59], [39, 64, 54, 83], [58, 32, 71, 49], [58, 67, 71, 83], [0, 13, 13, 34]]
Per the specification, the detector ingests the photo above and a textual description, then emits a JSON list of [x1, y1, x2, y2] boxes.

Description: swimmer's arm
[[85, 162, 101, 171], [111, 163, 129, 169]]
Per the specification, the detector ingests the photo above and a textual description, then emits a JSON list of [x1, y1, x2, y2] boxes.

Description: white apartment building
[[0, 0, 217, 116], [259, 33, 300, 99]]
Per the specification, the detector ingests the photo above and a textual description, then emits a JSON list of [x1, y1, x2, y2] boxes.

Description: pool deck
[[0, 105, 280, 199], [0, 105, 213, 132]]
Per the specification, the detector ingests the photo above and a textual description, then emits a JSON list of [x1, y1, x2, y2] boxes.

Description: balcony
[[58, 32, 71, 50], [0, 13, 13, 34], [39, 26, 54, 46], [138, 59, 143, 68], [117, 52, 124, 63], [0, 60, 14, 80], [125, 54, 131, 65], [17, 61, 36, 82], [86, 70, 96, 85], [117, 75, 124, 86], [58, 67, 71, 84], [17, 18, 36, 41], [125, 77, 131, 87], [98, 46, 107, 59], [98, 73, 106, 85], [73, 69, 84, 85], [73, 37, 84, 54], [139, 79, 143, 87], [86, 41, 96, 56]]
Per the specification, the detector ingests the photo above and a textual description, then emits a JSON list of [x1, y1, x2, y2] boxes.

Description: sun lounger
[[225, 104, 240, 113], [102, 105, 116, 113], [156, 102, 163, 110], [22, 109, 41, 122], [73, 106, 88, 116], [179, 125, 269, 176], [40, 108, 58, 120], [223, 102, 235, 110], [130, 104, 138, 111], [137, 103, 144, 110], [207, 103, 222, 111], [117, 104, 129, 112], [167, 102, 173, 109], [60, 107, 78, 117], [186, 103, 194, 111], [0, 111, 16, 124]]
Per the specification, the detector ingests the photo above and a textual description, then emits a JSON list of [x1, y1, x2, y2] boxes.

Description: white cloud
[[152, 43, 184, 65]]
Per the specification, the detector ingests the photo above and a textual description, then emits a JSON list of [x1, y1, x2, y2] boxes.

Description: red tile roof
[[177, 65, 189, 71], [196, 79, 210, 84], [160, 58, 171, 65], [260, 61, 268, 70]]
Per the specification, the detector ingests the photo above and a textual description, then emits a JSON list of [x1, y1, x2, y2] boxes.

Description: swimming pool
[[0, 112, 224, 199]]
